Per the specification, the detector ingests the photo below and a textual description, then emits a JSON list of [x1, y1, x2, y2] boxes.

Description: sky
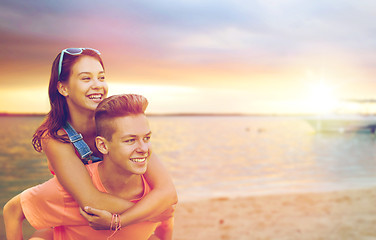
[[1, 0, 376, 114]]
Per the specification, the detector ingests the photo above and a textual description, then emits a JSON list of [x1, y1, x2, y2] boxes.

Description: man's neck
[[98, 161, 144, 200]]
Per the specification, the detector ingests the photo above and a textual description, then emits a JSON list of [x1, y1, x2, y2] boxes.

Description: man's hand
[[79, 206, 113, 230]]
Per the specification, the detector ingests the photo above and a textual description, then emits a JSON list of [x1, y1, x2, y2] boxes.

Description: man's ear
[[95, 136, 109, 155], [57, 81, 69, 97]]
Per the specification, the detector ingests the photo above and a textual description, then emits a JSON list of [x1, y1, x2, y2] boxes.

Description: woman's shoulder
[[40, 128, 70, 150]]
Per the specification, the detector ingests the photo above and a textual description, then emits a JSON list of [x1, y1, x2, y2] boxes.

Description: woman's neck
[[68, 109, 96, 136]]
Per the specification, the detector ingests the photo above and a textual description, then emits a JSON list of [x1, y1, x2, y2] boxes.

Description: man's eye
[[125, 139, 135, 143], [99, 76, 105, 81], [144, 136, 151, 142]]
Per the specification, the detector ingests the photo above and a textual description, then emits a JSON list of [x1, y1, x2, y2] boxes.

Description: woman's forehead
[[71, 56, 103, 74]]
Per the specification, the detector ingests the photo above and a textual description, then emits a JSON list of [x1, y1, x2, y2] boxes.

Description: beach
[[2, 187, 376, 239], [173, 187, 376, 240]]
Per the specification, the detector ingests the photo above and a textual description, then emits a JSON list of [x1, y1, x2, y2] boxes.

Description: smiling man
[[4, 94, 174, 240]]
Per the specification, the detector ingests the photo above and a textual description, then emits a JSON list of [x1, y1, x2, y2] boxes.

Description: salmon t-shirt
[[21, 162, 158, 240]]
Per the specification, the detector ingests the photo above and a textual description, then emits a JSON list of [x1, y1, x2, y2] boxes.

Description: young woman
[[21, 48, 176, 237]]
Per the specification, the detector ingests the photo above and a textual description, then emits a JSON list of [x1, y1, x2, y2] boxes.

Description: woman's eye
[[81, 77, 91, 81], [99, 76, 105, 81]]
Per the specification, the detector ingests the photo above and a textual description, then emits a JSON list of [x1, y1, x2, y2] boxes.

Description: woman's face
[[61, 56, 108, 113]]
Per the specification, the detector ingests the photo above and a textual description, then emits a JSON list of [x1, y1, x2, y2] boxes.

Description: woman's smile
[[87, 93, 104, 103]]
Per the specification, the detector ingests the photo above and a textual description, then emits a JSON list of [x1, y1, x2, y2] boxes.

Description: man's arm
[[4, 194, 25, 240]]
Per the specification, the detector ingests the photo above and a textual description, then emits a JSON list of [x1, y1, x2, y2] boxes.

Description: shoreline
[[174, 186, 376, 240]]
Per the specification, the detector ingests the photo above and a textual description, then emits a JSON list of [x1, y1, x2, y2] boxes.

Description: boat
[[304, 99, 376, 133], [305, 115, 376, 133]]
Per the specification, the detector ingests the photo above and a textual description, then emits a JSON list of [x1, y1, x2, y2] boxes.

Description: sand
[[2, 187, 376, 240], [173, 187, 376, 240]]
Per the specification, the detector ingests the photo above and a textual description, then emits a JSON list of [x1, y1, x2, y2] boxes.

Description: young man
[[4, 94, 174, 240]]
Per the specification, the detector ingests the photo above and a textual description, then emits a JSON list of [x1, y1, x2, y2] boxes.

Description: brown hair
[[32, 49, 104, 152], [95, 94, 149, 140]]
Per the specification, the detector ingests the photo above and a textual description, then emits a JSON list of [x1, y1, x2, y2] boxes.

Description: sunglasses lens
[[65, 48, 83, 54]]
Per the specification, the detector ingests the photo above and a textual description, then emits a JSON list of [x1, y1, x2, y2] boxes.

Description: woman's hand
[[79, 206, 113, 230]]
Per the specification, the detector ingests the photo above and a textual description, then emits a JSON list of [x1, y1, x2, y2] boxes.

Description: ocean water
[[149, 116, 376, 200], [1, 115, 376, 236]]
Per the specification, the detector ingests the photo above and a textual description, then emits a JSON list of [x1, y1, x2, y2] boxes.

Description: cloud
[[1, 0, 376, 109], [2, 0, 375, 60]]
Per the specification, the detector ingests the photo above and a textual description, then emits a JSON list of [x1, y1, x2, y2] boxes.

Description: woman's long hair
[[32, 49, 104, 152]]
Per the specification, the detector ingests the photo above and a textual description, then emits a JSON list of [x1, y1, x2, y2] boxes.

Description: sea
[[1, 115, 376, 237]]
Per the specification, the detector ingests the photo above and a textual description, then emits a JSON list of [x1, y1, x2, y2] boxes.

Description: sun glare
[[107, 83, 199, 113], [305, 82, 339, 114]]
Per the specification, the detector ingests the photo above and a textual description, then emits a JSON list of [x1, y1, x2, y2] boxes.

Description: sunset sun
[[305, 82, 339, 114]]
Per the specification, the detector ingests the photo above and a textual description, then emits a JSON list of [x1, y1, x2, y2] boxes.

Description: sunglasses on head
[[58, 48, 101, 81]]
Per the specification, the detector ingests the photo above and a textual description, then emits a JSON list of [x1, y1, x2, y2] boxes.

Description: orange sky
[[1, 1, 376, 114]]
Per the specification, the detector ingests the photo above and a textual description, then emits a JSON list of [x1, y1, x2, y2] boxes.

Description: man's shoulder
[[85, 162, 101, 185], [86, 161, 101, 169]]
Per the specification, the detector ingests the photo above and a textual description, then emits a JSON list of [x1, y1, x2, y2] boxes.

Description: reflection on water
[[149, 116, 376, 200], [1, 115, 376, 236], [0, 117, 51, 205]]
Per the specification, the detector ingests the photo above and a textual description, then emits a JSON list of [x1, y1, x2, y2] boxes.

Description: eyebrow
[[121, 131, 152, 138], [78, 71, 105, 76]]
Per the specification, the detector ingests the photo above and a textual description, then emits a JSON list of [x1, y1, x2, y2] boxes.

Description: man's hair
[[95, 94, 148, 140]]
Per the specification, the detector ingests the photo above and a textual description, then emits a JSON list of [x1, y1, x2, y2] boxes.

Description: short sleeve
[[20, 176, 86, 229]]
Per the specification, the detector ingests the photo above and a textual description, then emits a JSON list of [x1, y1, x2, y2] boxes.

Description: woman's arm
[[43, 136, 134, 212], [118, 153, 178, 226], [43, 136, 177, 227], [80, 153, 177, 229]]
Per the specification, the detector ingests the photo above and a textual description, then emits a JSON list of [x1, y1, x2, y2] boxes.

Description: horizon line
[[0, 112, 318, 117]]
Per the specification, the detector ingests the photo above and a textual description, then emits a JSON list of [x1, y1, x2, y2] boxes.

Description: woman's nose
[[92, 78, 103, 88]]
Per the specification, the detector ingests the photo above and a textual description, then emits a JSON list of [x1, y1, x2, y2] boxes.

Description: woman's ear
[[57, 81, 69, 97], [95, 136, 109, 155]]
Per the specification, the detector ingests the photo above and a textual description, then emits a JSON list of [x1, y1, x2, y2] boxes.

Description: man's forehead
[[112, 114, 150, 136]]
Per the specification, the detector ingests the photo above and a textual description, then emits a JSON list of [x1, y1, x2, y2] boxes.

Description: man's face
[[105, 114, 152, 176]]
